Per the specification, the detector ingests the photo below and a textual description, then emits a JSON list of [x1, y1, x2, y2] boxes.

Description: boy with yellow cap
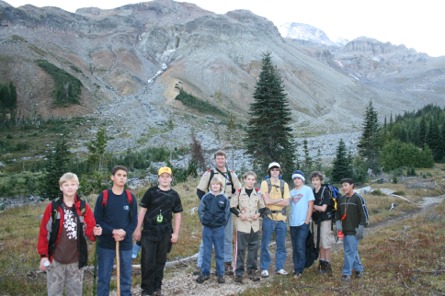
[[133, 167, 183, 296]]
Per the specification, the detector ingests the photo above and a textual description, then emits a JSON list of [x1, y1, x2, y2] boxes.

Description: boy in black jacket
[[335, 178, 369, 282]]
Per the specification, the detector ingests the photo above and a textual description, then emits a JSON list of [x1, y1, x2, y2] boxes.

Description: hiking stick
[[92, 238, 98, 296], [116, 241, 120, 296]]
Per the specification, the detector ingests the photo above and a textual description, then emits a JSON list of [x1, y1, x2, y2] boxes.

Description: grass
[[1, 167, 445, 295]]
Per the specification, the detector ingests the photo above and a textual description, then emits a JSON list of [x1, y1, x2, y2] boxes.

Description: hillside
[[1, 0, 445, 153]]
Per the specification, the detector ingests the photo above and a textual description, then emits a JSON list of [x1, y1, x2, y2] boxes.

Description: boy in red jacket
[[37, 172, 101, 296]]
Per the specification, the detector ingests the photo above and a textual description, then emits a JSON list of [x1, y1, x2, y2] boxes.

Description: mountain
[[1, 0, 444, 153]]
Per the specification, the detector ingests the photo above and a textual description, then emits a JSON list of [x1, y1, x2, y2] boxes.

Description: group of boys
[[38, 165, 182, 296], [193, 150, 369, 285], [37, 149, 368, 295]]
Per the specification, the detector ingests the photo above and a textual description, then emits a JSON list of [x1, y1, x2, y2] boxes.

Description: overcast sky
[[5, 0, 444, 57]]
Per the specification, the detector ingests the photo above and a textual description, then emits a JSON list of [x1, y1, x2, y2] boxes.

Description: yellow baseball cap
[[158, 166, 172, 176]]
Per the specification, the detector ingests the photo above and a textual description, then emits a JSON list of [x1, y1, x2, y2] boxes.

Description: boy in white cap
[[259, 162, 290, 278], [289, 170, 314, 278]]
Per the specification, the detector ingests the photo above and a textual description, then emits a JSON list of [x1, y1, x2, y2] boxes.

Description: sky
[[5, 0, 445, 57]]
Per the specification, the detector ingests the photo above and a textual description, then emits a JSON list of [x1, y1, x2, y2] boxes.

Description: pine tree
[[425, 116, 442, 161], [331, 139, 352, 183], [357, 101, 381, 171], [87, 127, 108, 171], [302, 139, 313, 172], [417, 116, 427, 147], [41, 137, 71, 200], [244, 52, 295, 175]]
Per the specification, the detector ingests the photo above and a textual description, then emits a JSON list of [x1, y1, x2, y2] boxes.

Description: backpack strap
[[48, 198, 62, 258], [266, 178, 284, 198], [206, 169, 215, 192], [102, 189, 109, 206]]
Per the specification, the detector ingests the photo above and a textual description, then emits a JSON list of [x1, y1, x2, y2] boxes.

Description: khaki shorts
[[313, 220, 335, 249]]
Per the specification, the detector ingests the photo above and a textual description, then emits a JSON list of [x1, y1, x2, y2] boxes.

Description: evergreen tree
[[302, 139, 313, 172], [358, 101, 381, 171], [417, 116, 427, 147], [244, 52, 295, 175], [87, 127, 108, 171], [331, 139, 352, 183], [41, 137, 71, 200], [425, 116, 442, 161]]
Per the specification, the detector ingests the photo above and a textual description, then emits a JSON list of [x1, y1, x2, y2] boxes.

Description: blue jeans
[[201, 226, 225, 276], [260, 217, 287, 271], [197, 215, 233, 267], [97, 246, 132, 296], [342, 235, 364, 276], [290, 223, 309, 274]]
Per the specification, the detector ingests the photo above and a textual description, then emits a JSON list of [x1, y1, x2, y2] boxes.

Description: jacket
[[198, 191, 229, 229], [335, 192, 369, 235], [37, 196, 96, 268]]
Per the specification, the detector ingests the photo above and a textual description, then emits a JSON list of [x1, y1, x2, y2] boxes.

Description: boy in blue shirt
[[289, 170, 314, 278]]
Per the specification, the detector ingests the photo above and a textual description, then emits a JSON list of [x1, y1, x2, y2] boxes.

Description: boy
[[310, 171, 335, 275], [196, 175, 229, 284], [335, 178, 369, 282], [289, 170, 314, 278], [195, 150, 241, 275], [230, 171, 266, 283], [260, 162, 290, 277], [94, 165, 138, 296], [133, 167, 183, 296], [37, 172, 101, 296]]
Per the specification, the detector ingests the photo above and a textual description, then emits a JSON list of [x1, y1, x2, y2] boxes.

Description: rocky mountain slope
[[1, 0, 444, 154]]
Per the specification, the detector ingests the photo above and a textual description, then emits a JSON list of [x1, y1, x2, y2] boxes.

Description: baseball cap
[[267, 162, 281, 175], [158, 167, 172, 176]]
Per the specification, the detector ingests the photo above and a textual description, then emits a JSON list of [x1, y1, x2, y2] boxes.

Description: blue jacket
[[198, 191, 229, 229]]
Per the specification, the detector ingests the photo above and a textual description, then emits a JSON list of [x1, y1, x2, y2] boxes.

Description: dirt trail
[[109, 195, 445, 296]]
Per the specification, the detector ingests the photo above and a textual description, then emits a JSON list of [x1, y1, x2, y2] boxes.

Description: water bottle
[[337, 231, 344, 242], [44, 260, 51, 272]]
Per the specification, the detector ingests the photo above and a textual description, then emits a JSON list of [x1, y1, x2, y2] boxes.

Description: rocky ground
[[108, 194, 445, 296]]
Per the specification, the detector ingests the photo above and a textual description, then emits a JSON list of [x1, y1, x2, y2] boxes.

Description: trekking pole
[[92, 225, 99, 296], [116, 240, 120, 296]]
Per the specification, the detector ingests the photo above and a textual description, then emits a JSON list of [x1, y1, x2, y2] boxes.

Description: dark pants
[[141, 228, 172, 294], [235, 229, 259, 276], [290, 223, 309, 274]]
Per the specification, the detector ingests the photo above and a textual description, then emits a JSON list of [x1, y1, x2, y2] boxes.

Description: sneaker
[[248, 270, 260, 282], [355, 271, 364, 278], [260, 270, 269, 278], [196, 275, 210, 284], [217, 276, 225, 284], [234, 275, 243, 283], [341, 275, 351, 282], [192, 267, 201, 276], [293, 272, 302, 279], [224, 262, 234, 275], [276, 269, 288, 275]]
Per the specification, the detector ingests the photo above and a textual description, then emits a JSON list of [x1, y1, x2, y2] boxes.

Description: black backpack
[[305, 229, 319, 268]]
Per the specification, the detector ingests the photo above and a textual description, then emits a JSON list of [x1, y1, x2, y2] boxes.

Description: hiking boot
[[324, 261, 332, 275], [276, 269, 288, 275], [248, 269, 260, 282], [217, 276, 225, 284], [192, 267, 201, 276], [355, 270, 364, 278], [293, 272, 302, 279], [260, 270, 269, 278], [196, 274, 210, 284], [317, 260, 325, 274], [341, 275, 351, 282], [224, 262, 234, 275], [234, 275, 243, 283]]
